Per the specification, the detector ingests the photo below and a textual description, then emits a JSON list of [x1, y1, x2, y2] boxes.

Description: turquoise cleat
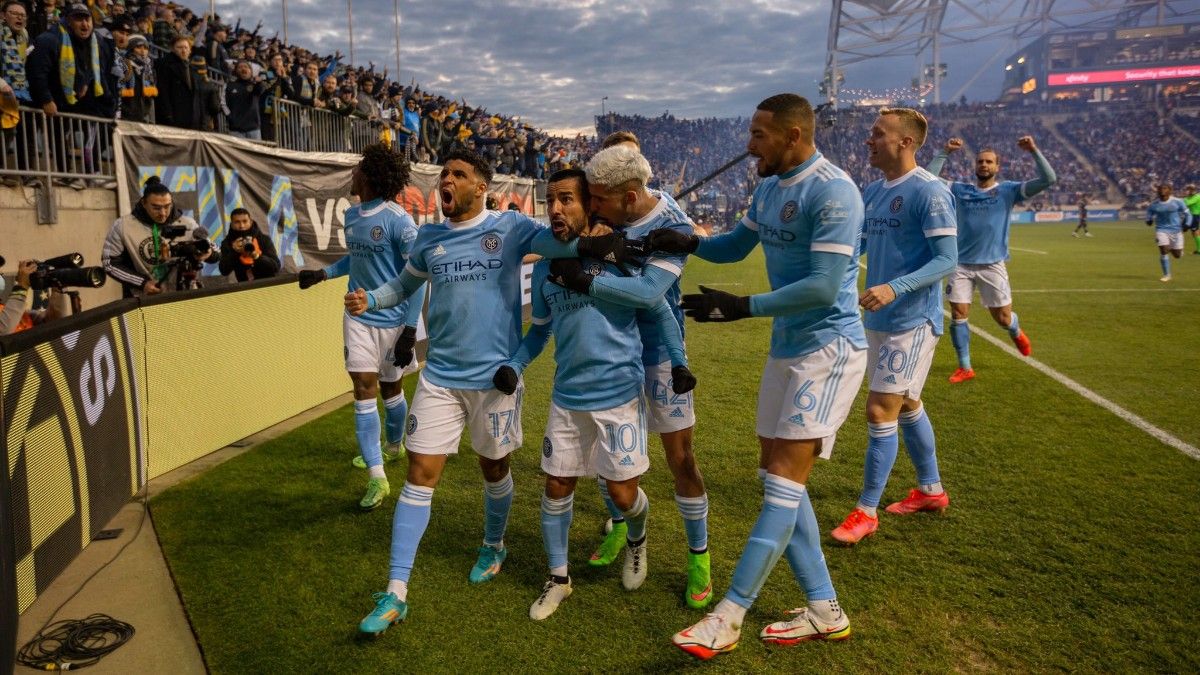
[[468, 545, 507, 584], [358, 592, 407, 636]]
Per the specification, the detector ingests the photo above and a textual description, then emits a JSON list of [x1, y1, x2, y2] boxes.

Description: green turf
[[152, 221, 1200, 673]]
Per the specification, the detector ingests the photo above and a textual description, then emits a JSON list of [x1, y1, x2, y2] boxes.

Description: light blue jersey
[[619, 195, 693, 366], [406, 210, 550, 389], [945, 181, 1025, 264], [1148, 197, 1189, 232], [742, 151, 867, 357], [324, 199, 420, 328], [525, 259, 647, 410], [862, 168, 957, 335]]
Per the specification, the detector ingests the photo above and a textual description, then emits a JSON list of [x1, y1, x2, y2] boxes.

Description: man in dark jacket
[[154, 33, 196, 129], [225, 59, 265, 139], [25, 3, 118, 178], [218, 208, 279, 281]]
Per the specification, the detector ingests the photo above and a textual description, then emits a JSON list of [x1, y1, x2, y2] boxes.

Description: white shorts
[[1156, 231, 1184, 250], [755, 337, 867, 459], [867, 322, 940, 401], [644, 359, 695, 434], [541, 397, 648, 481], [343, 315, 419, 382], [404, 373, 523, 459], [945, 262, 1012, 308]]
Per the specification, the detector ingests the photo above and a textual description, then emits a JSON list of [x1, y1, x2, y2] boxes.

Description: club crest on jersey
[[406, 414, 418, 435], [890, 196, 904, 213], [542, 437, 552, 458], [779, 200, 799, 222], [370, 225, 385, 241], [481, 233, 502, 254]]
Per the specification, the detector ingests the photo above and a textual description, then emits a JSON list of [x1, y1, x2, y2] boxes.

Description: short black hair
[[757, 93, 815, 138], [443, 148, 493, 185], [548, 168, 588, 203], [230, 207, 251, 219], [359, 143, 411, 200]]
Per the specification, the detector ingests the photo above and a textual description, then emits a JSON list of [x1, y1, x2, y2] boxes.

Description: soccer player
[[1146, 183, 1189, 282], [297, 143, 426, 511], [499, 168, 692, 619], [644, 93, 867, 660], [927, 135, 1056, 382], [1182, 184, 1200, 254], [547, 144, 713, 609], [343, 149, 632, 637], [830, 108, 957, 545], [1073, 195, 1091, 238]]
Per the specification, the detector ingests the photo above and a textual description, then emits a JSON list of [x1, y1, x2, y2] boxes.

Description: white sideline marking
[[698, 282, 743, 287], [854, 260, 1200, 459], [1013, 288, 1200, 293], [1010, 246, 1049, 255]]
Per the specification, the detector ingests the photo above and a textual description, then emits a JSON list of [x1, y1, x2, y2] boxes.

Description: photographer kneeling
[[0, 259, 73, 335], [102, 177, 220, 297], [218, 209, 280, 282]]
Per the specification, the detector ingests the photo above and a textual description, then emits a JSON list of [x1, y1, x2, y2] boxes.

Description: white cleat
[[1160, 275, 1172, 282], [672, 612, 741, 660], [529, 577, 572, 620], [621, 540, 647, 590], [760, 605, 852, 646], [1084, 232, 1093, 237]]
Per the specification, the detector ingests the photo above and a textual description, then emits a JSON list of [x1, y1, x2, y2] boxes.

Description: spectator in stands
[[1, 0, 33, 177], [102, 175, 217, 297], [291, 60, 320, 108], [401, 95, 419, 153], [420, 106, 443, 163], [24, 0, 57, 39], [154, 34, 198, 129], [151, 4, 175, 51], [226, 60, 265, 140], [118, 33, 154, 123], [203, 22, 230, 75], [0, 259, 72, 334], [260, 53, 292, 141], [218, 208, 279, 281], [328, 83, 356, 116], [318, 74, 339, 108], [189, 54, 223, 131]]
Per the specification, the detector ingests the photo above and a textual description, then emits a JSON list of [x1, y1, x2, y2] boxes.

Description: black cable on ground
[[16, 613, 135, 670]]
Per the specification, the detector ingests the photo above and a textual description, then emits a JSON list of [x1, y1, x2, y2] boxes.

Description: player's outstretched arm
[[1019, 136, 1058, 198], [645, 222, 759, 264], [927, 137, 962, 178], [750, 251, 848, 316], [589, 264, 679, 309], [346, 268, 425, 315]]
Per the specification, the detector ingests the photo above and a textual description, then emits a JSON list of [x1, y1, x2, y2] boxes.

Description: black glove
[[298, 269, 326, 289], [671, 365, 697, 394], [548, 258, 593, 294], [645, 228, 699, 254], [492, 365, 519, 395], [681, 285, 752, 322], [576, 233, 642, 274], [392, 325, 417, 367]]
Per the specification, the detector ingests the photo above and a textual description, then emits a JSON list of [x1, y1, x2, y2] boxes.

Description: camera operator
[[0, 259, 73, 335], [218, 208, 280, 281], [102, 176, 219, 297]]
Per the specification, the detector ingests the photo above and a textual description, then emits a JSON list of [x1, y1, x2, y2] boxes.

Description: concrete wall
[[1, 186, 123, 309]]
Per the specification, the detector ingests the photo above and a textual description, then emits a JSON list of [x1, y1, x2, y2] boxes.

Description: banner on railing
[[115, 123, 538, 270]]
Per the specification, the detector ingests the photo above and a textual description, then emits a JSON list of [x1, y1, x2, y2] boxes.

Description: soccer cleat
[[1160, 275, 1172, 282], [469, 545, 507, 584], [884, 488, 950, 515], [358, 592, 407, 636], [1084, 232, 1093, 237], [352, 442, 403, 469], [589, 520, 627, 567], [760, 606, 852, 646], [622, 539, 648, 590], [1011, 329, 1032, 356], [686, 551, 713, 609], [830, 508, 878, 545], [529, 577, 573, 620], [672, 612, 741, 660], [1071, 232, 1079, 238], [947, 367, 975, 384], [359, 477, 391, 511]]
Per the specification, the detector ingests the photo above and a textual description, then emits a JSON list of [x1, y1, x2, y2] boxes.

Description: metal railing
[[270, 98, 410, 156]]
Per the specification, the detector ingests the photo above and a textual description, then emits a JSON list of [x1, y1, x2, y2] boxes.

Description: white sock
[[808, 598, 843, 623], [368, 465, 386, 480], [856, 503, 878, 518], [550, 564, 568, 578], [919, 482, 943, 495], [714, 598, 746, 626], [386, 579, 408, 602]]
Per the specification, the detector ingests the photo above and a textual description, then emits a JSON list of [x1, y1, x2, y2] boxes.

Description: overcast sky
[[196, 0, 1128, 134]]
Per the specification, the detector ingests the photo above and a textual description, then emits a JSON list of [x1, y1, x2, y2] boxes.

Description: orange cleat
[[948, 367, 975, 383], [1011, 329, 1031, 356], [830, 508, 878, 545], [884, 488, 949, 515]]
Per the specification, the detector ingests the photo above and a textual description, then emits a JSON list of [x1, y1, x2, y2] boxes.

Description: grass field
[[152, 221, 1200, 673]]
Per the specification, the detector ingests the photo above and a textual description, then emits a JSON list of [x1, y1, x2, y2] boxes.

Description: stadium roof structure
[[825, 0, 1200, 105]]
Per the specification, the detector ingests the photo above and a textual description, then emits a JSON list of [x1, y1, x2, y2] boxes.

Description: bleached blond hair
[[585, 145, 653, 190]]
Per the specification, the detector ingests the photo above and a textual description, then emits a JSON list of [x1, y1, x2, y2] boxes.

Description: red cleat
[[830, 508, 878, 545], [1012, 329, 1032, 356], [948, 367, 975, 384], [884, 488, 949, 515]]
